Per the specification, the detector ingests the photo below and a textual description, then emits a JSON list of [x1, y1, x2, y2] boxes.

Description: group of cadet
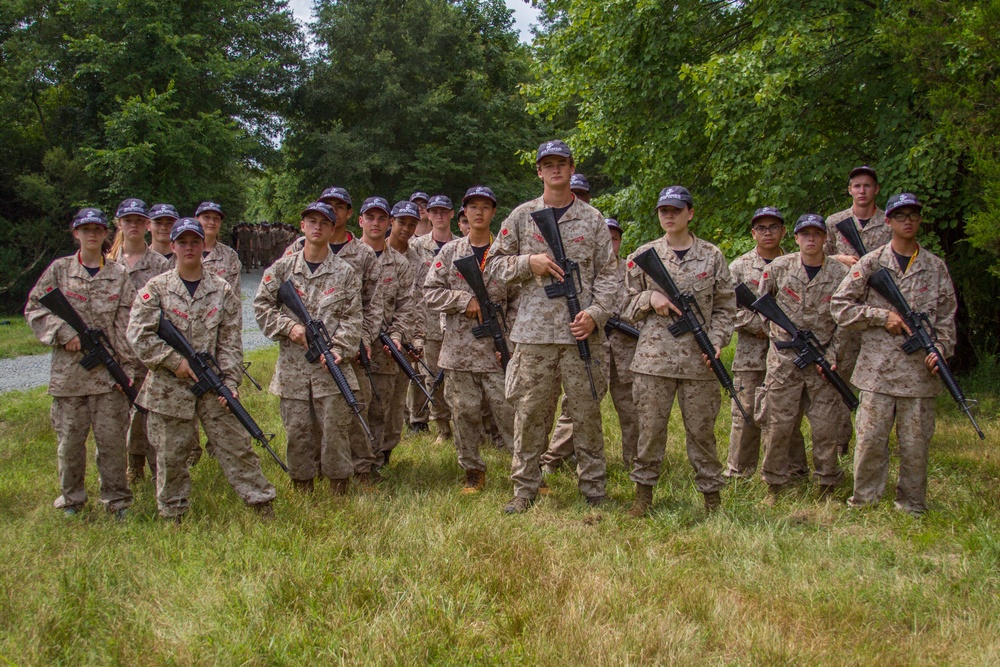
[[25, 138, 961, 522], [231, 222, 298, 271]]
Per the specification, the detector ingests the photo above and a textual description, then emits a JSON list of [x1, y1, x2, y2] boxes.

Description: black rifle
[[868, 268, 984, 439], [419, 368, 445, 414], [276, 281, 376, 444], [358, 340, 381, 404], [605, 314, 640, 340], [38, 288, 145, 414], [835, 219, 868, 257], [156, 314, 288, 471], [453, 254, 511, 369], [633, 248, 750, 421], [735, 282, 758, 312], [530, 208, 598, 400], [747, 291, 859, 411], [380, 330, 434, 406], [403, 342, 435, 376]]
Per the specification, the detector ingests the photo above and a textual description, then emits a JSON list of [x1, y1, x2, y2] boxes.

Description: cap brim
[[793, 222, 827, 234], [301, 207, 333, 221], [657, 199, 688, 209]]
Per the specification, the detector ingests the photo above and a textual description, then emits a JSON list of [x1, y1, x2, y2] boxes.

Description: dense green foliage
[[248, 0, 546, 223], [0, 0, 304, 309], [529, 0, 1000, 366]]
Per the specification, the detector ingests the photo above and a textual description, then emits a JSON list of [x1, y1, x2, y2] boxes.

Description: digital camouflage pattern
[[114, 249, 170, 292], [368, 245, 416, 375], [202, 242, 242, 293], [824, 208, 890, 259], [444, 369, 515, 472]]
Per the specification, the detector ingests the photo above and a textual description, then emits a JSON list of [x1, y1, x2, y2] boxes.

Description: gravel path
[[0, 269, 275, 394]]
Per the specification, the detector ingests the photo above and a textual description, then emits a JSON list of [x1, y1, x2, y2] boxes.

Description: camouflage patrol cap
[[72, 208, 108, 228], [885, 192, 923, 217], [570, 174, 591, 193], [115, 198, 149, 219], [793, 213, 826, 234]]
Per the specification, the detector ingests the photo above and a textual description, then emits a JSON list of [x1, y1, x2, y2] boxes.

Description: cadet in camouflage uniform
[[410, 191, 432, 238], [128, 217, 275, 521], [624, 186, 735, 516], [405, 191, 433, 430], [254, 202, 363, 495], [237, 223, 254, 272], [357, 197, 415, 474], [425, 186, 516, 493], [831, 193, 957, 515], [726, 207, 808, 479], [25, 208, 136, 518], [410, 194, 457, 443], [757, 214, 850, 504], [195, 202, 241, 292], [487, 140, 618, 513], [148, 203, 179, 258], [109, 198, 170, 483]]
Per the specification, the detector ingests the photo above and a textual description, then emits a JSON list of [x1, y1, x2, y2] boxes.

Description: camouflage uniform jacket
[[624, 235, 736, 380], [254, 250, 363, 398], [830, 243, 957, 398], [369, 246, 416, 375], [424, 235, 511, 373], [113, 247, 170, 291], [606, 258, 637, 383], [729, 248, 772, 372], [485, 195, 617, 345], [127, 269, 242, 419], [402, 244, 427, 347], [758, 253, 848, 372], [25, 254, 137, 397], [410, 232, 456, 343], [284, 234, 384, 347], [237, 227, 253, 253], [202, 242, 242, 292], [824, 207, 890, 258]]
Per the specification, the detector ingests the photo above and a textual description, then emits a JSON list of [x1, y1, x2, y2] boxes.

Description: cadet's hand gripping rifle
[[453, 254, 511, 370], [634, 249, 750, 421], [380, 332, 435, 406], [530, 208, 598, 400]]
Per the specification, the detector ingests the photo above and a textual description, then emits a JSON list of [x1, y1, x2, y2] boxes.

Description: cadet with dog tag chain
[[726, 207, 808, 480], [25, 207, 136, 518], [487, 140, 618, 513], [410, 195, 457, 443], [831, 193, 958, 515], [757, 214, 850, 504], [108, 198, 170, 484], [128, 217, 276, 521], [623, 186, 736, 517], [254, 202, 363, 495], [425, 186, 516, 493]]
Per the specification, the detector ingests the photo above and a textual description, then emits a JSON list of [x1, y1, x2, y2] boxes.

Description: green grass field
[[1, 347, 998, 665], [0, 315, 49, 359]]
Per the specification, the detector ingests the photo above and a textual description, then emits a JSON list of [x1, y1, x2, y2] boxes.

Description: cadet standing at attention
[[254, 202, 363, 495], [831, 193, 957, 515], [410, 195, 456, 443], [25, 207, 136, 518], [128, 217, 275, 521], [148, 204, 180, 259], [623, 186, 736, 517], [726, 207, 808, 479], [410, 192, 432, 238], [108, 198, 170, 484], [195, 202, 241, 293], [757, 214, 849, 504], [425, 186, 516, 493], [487, 140, 618, 514]]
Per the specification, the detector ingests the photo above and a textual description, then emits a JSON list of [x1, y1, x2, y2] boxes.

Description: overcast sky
[[286, 0, 541, 43]]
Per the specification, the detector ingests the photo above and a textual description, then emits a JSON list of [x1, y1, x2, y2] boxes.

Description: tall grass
[[0, 347, 998, 665], [0, 315, 49, 359]]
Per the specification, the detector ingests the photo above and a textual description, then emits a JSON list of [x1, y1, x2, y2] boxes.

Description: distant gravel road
[[0, 268, 275, 394]]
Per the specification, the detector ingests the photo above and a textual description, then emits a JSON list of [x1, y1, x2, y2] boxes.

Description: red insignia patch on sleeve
[[456, 271, 464, 280], [45, 286, 53, 293], [501, 228, 509, 236], [762, 272, 769, 279], [852, 271, 860, 278], [627, 261, 634, 269], [435, 262, 442, 269], [264, 274, 272, 284], [141, 292, 151, 300]]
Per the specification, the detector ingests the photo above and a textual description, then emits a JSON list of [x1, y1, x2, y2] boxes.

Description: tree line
[[2, 0, 997, 368]]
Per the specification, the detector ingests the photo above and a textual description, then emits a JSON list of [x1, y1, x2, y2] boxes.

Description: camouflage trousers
[[282, 393, 354, 481], [631, 374, 725, 493], [126, 367, 156, 473], [541, 377, 638, 469], [726, 369, 809, 480], [506, 343, 607, 500], [444, 369, 515, 472], [347, 358, 377, 475], [423, 338, 451, 425], [50, 392, 133, 512], [759, 366, 847, 486], [369, 371, 407, 463], [850, 391, 936, 513], [146, 397, 276, 518]]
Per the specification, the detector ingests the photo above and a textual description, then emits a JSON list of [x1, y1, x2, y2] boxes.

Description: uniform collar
[[293, 247, 340, 278], [167, 268, 218, 301], [655, 233, 709, 264], [877, 242, 928, 278]]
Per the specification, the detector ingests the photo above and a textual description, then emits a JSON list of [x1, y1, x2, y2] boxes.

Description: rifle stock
[[834, 219, 868, 257], [275, 280, 376, 444], [605, 315, 640, 340], [734, 282, 758, 311], [633, 248, 750, 421], [530, 207, 598, 400], [381, 331, 434, 406], [157, 314, 288, 471], [38, 288, 146, 414], [453, 254, 511, 370], [867, 268, 984, 439]]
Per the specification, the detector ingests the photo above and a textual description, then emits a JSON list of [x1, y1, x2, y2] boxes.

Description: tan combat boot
[[329, 478, 349, 496], [627, 483, 654, 518], [461, 470, 486, 495], [502, 496, 533, 515]]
